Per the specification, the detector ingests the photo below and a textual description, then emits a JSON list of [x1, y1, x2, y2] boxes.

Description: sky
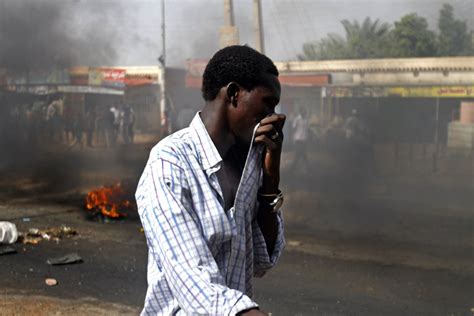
[[110, 0, 473, 67], [1, 0, 473, 68]]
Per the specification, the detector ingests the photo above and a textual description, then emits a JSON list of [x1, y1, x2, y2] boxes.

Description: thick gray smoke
[[0, 0, 123, 70], [0, 0, 126, 192]]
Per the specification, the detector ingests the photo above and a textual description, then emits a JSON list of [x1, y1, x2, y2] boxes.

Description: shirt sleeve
[[251, 206, 286, 278], [136, 156, 258, 315]]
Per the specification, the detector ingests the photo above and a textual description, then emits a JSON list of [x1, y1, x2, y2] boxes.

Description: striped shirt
[[136, 113, 285, 315]]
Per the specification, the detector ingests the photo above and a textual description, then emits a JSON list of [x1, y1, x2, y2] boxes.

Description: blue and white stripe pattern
[[135, 113, 285, 315]]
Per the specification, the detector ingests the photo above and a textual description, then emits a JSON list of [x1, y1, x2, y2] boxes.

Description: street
[[0, 142, 473, 315]]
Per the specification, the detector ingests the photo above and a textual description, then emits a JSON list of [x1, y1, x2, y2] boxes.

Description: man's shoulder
[[148, 128, 196, 166]]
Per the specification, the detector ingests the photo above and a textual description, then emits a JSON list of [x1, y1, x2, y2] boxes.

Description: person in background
[[69, 111, 85, 150], [343, 109, 367, 142], [110, 105, 121, 145], [121, 105, 135, 144], [291, 106, 310, 170], [343, 108, 374, 177], [104, 106, 116, 147], [45, 99, 57, 142], [63, 99, 75, 144], [84, 106, 96, 148], [31, 100, 44, 144]]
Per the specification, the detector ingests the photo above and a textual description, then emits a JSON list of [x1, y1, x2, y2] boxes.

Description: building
[[185, 56, 474, 145]]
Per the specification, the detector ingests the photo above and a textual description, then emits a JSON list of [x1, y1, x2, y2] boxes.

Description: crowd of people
[[1, 96, 135, 149]]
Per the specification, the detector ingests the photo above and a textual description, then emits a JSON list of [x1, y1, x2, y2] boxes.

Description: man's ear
[[226, 82, 239, 107]]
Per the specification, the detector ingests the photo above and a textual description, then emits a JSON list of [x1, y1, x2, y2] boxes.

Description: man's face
[[228, 74, 281, 145]]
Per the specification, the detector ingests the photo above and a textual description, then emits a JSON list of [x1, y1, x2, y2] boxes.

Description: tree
[[299, 17, 391, 60], [341, 17, 391, 59], [299, 34, 348, 60], [437, 3, 472, 56], [298, 4, 474, 61], [390, 13, 437, 57]]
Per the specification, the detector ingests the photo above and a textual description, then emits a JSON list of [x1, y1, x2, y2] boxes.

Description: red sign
[[102, 68, 125, 82], [89, 68, 126, 88], [101, 68, 126, 88]]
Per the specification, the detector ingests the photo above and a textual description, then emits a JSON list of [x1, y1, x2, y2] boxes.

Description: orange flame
[[85, 182, 131, 218]]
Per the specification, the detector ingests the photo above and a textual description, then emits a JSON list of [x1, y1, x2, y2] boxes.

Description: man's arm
[[254, 114, 286, 255]]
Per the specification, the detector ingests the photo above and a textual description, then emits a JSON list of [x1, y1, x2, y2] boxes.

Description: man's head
[[202, 45, 281, 145], [202, 45, 279, 101]]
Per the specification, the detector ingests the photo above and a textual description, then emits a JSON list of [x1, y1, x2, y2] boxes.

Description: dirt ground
[[0, 139, 473, 315]]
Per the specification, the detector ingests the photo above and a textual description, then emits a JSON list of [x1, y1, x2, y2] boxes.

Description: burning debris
[[18, 226, 77, 245], [85, 182, 134, 219]]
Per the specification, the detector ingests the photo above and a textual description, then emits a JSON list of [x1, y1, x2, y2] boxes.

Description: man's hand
[[254, 114, 286, 193]]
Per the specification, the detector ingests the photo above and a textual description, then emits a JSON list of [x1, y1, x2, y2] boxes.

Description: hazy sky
[[2, 0, 473, 67], [109, 0, 473, 67]]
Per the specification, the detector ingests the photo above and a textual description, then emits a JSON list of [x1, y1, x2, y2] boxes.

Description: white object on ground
[[0, 222, 18, 244]]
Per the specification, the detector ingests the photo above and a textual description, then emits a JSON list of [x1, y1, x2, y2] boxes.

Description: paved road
[[0, 145, 472, 315], [1, 201, 472, 315]]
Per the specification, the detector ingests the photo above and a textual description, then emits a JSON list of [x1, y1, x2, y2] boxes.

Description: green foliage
[[299, 3, 473, 61], [390, 13, 437, 57], [298, 17, 390, 60], [299, 34, 347, 60], [342, 18, 392, 58], [437, 3, 472, 56]]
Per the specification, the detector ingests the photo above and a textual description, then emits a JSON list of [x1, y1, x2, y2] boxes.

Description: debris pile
[[18, 226, 77, 244]]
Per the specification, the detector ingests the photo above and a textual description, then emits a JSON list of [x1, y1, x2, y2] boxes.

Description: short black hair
[[201, 45, 279, 101]]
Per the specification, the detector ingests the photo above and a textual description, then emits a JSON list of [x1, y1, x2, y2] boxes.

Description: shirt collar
[[189, 112, 223, 172]]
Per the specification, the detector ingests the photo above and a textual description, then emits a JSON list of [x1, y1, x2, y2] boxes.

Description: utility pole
[[220, 0, 239, 48], [223, 0, 235, 26], [159, 0, 168, 135], [253, 0, 265, 53]]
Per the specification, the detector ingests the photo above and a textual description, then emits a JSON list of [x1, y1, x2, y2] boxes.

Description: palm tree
[[341, 17, 391, 58], [299, 17, 391, 60]]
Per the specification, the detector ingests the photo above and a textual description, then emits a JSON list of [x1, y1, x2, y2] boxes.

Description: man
[[45, 99, 57, 142], [84, 106, 96, 147], [110, 105, 121, 145], [343, 109, 374, 178], [343, 109, 366, 142], [121, 104, 135, 144], [290, 106, 310, 170], [136, 45, 286, 315]]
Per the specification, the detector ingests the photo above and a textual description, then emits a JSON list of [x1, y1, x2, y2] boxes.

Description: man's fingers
[[254, 134, 278, 151], [257, 114, 286, 140], [255, 124, 275, 137], [255, 124, 284, 141], [255, 114, 285, 151], [260, 114, 286, 128]]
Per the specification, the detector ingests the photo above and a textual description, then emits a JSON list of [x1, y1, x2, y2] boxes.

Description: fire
[[85, 182, 131, 218]]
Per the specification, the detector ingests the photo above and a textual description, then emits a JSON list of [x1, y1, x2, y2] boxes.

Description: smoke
[[0, 0, 128, 194], [0, 0, 124, 70]]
